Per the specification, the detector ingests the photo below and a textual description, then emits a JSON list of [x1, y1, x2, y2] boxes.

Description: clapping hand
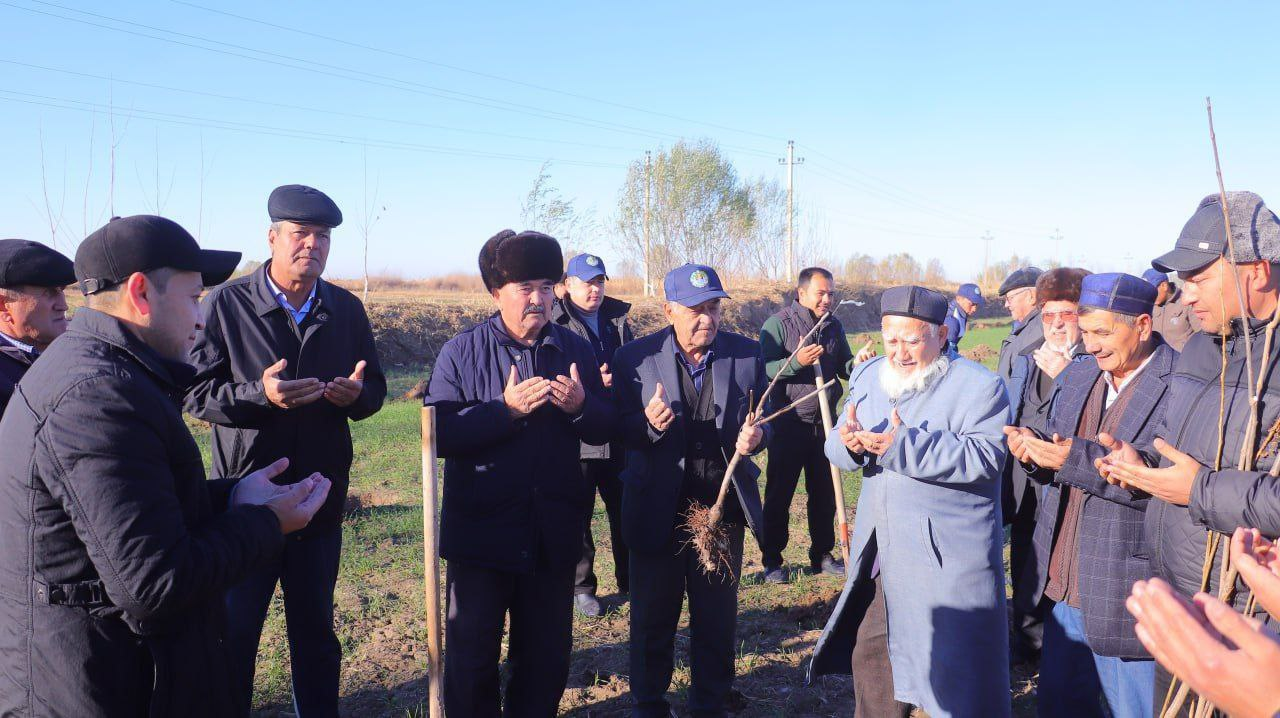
[[263, 358, 325, 409], [854, 408, 901, 457], [323, 360, 367, 407], [839, 400, 865, 454], [503, 365, 552, 418], [549, 363, 586, 414]]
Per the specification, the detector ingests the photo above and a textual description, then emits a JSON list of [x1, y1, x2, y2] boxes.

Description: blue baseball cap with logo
[[566, 253, 608, 281], [957, 282, 986, 308], [664, 263, 731, 307]]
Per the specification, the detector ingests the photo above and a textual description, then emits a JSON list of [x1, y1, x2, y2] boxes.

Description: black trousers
[[1009, 485, 1047, 658], [575, 457, 629, 596], [629, 524, 744, 718], [851, 574, 913, 718], [761, 418, 836, 568], [225, 525, 343, 718], [443, 558, 576, 718]]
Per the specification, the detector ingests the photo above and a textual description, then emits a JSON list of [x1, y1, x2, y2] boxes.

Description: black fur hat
[[478, 229, 563, 292]]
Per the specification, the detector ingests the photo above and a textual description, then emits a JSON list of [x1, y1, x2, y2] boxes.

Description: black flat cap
[[478, 229, 563, 291], [0, 239, 75, 289], [998, 266, 1043, 296], [268, 184, 343, 228], [881, 285, 949, 325], [74, 215, 242, 295]]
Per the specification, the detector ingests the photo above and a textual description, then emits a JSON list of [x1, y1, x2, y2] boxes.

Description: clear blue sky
[[3, 1, 1278, 281]]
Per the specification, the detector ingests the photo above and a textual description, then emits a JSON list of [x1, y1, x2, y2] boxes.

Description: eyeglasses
[[1003, 288, 1032, 305], [1041, 310, 1079, 324]]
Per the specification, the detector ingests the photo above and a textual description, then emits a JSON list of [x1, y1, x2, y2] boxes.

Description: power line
[[800, 144, 1057, 236], [804, 163, 1047, 241], [1, 58, 649, 155], [4, 0, 780, 159], [169, 0, 789, 145], [0, 88, 628, 168]]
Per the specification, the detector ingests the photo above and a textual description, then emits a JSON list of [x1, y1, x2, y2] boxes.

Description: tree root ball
[[683, 502, 733, 576]]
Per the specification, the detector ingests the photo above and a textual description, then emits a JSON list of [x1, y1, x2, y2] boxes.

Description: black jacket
[[758, 301, 852, 426], [0, 308, 284, 717], [185, 263, 387, 534], [423, 314, 615, 574], [1145, 320, 1280, 609], [0, 340, 34, 416], [550, 294, 633, 460]]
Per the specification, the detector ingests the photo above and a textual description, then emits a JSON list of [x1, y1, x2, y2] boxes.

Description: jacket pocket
[[921, 517, 943, 569]]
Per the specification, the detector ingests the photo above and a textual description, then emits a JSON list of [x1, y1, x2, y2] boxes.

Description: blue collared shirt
[[674, 344, 714, 394], [265, 273, 317, 325], [0, 332, 36, 356]]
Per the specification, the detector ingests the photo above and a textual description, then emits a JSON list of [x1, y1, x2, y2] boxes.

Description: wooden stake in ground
[[420, 407, 445, 718], [813, 358, 852, 566]]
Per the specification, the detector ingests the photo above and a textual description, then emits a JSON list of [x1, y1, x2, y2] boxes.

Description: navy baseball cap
[[663, 263, 730, 307], [957, 283, 986, 308], [75, 215, 241, 295], [566, 253, 608, 281], [1141, 269, 1168, 287], [1080, 273, 1157, 317]]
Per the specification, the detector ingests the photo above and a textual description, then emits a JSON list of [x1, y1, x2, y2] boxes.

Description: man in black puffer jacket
[[1100, 191, 1280, 713], [0, 215, 330, 717]]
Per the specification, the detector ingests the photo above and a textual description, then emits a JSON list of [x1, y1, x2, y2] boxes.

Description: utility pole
[[778, 140, 804, 280], [981, 231, 995, 288], [643, 150, 652, 297], [1050, 228, 1064, 265]]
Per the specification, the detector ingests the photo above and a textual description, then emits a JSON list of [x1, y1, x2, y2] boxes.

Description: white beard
[[878, 355, 952, 401]]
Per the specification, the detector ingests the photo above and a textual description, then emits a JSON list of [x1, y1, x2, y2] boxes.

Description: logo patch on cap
[[689, 269, 709, 288], [1199, 242, 1210, 250], [586, 255, 600, 267]]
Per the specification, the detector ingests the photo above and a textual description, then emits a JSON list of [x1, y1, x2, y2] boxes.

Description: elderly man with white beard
[[806, 285, 1012, 718]]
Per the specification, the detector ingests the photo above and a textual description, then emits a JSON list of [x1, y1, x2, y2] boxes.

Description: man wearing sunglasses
[[1005, 267, 1092, 666]]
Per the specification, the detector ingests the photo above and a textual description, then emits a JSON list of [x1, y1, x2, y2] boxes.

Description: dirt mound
[[963, 344, 998, 363], [360, 282, 1012, 371]]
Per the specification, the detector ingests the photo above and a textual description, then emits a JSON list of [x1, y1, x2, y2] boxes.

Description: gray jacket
[[1151, 289, 1198, 351], [997, 308, 1044, 381]]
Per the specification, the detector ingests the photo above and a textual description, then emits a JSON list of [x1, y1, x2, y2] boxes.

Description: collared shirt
[[1102, 349, 1157, 410], [675, 344, 714, 394], [265, 272, 317, 325], [0, 332, 36, 356]]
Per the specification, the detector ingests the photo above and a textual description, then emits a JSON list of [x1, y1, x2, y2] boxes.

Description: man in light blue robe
[[807, 285, 1012, 718]]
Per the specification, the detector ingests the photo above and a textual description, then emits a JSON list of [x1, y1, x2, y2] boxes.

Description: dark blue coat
[[0, 341, 33, 416], [1145, 320, 1280, 610], [1028, 341, 1176, 658], [423, 313, 614, 574], [612, 327, 770, 555], [550, 294, 633, 460]]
